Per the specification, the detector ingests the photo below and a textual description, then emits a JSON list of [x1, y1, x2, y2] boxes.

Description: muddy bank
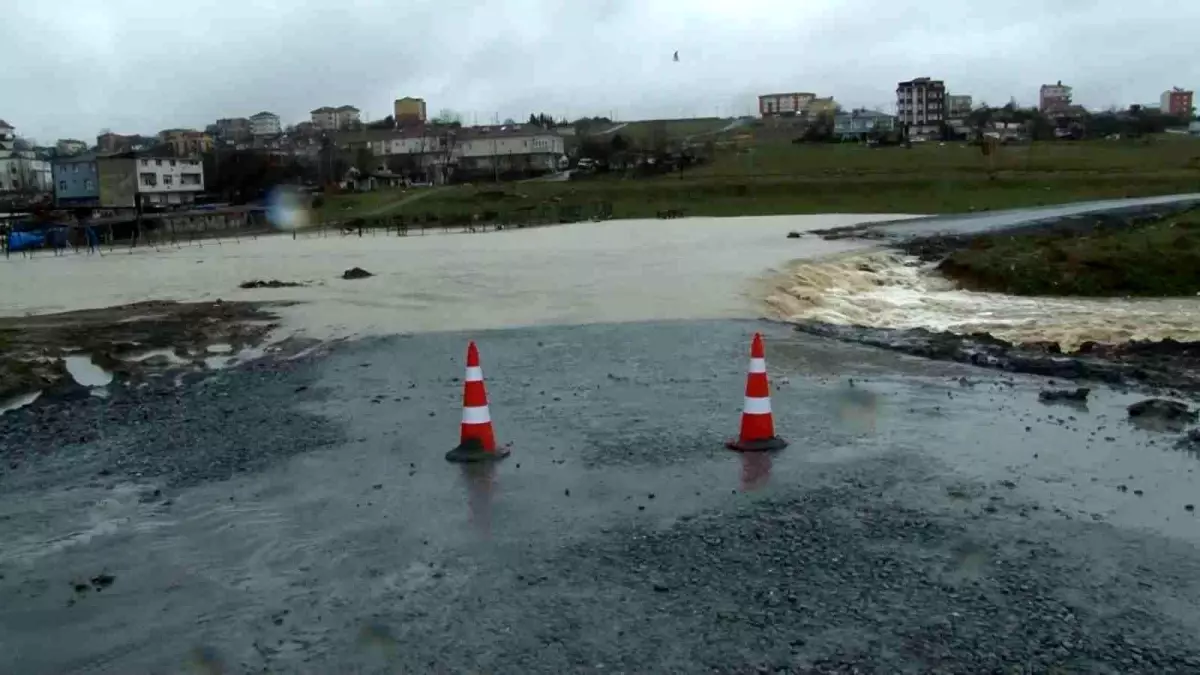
[[792, 320, 1200, 396], [0, 300, 286, 403]]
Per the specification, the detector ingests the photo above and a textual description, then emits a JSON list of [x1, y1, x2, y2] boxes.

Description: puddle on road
[[63, 355, 113, 388]]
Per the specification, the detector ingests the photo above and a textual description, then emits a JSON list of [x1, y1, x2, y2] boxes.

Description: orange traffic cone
[[726, 332, 788, 452], [445, 341, 510, 463]]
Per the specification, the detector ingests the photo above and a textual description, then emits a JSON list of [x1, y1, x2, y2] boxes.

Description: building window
[[84, 179, 94, 190], [140, 172, 157, 187], [170, 159, 176, 167], [155, 159, 163, 166], [59, 180, 67, 190], [142, 159, 149, 166], [163, 174, 173, 187], [181, 173, 201, 186]]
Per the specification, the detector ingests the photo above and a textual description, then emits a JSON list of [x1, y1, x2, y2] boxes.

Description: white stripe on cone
[[462, 405, 492, 424], [743, 396, 772, 415], [465, 366, 484, 382], [748, 358, 766, 374]]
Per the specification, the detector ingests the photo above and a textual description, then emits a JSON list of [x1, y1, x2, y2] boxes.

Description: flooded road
[[2, 321, 1200, 673], [5, 198, 1200, 671]]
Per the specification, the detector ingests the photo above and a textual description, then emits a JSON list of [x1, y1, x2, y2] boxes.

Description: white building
[[368, 126, 565, 170], [250, 111, 281, 137], [134, 156, 205, 206], [0, 121, 52, 193], [311, 105, 361, 130]]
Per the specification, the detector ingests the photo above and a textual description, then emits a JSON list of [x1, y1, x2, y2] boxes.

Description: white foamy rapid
[[0, 215, 892, 339], [765, 250, 1200, 350]]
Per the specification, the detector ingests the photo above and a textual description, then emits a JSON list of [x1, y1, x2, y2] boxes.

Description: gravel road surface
[[3, 320, 1200, 673]]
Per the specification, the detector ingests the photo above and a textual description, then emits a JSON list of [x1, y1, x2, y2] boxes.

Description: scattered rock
[[1038, 387, 1090, 404], [341, 267, 374, 280], [1128, 399, 1196, 430], [90, 573, 115, 590], [238, 279, 306, 289], [786, 231, 801, 239]]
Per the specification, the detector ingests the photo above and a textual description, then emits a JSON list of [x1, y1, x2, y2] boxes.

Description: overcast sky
[[3, 0, 1197, 142]]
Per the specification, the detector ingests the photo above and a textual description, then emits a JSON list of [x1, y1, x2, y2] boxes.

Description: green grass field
[[318, 137, 1200, 223]]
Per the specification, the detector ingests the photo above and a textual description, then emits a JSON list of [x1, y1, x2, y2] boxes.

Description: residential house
[[51, 153, 102, 205], [133, 155, 205, 206], [758, 92, 816, 117], [807, 97, 837, 116], [833, 110, 897, 139], [896, 77, 946, 135], [394, 97, 427, 124], [1190, 120, 1200, 136], [0, 121, 52, 193], [56, 139, 88, 156], [311, 105, 361, 130], [158, 129, 213, 156], [250, 111, 281, 137], [1161, 88, 1195, 118], [1039, 81, 1073, 113]]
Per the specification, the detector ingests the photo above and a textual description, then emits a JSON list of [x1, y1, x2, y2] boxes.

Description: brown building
[[158, 129, 213, 157], [1161, 87, 1195, 117], [394, 97, 428, 124], [96, 132, 136, 153], [896, 77, 946, 131], [1039, 81, 1073, 113]]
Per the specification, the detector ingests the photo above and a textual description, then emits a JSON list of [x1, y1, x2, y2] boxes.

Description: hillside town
[[1, 79, 1196, 217]]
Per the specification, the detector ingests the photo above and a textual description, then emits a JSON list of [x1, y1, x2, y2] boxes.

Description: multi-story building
[[212, 117, 251, 141], [55, 139, 88, 156], [360, 124, 565, 182], [1161, 88, 1195, 118], [52, 153, 205, 208], [0, 119, 15, 151], [896, 77, 946, 133], [158, 129, 213, 156], [757, 92, 816, 117], [250, 111, 281, 136], [1039, 81, 1073, 113], [947, 94, 973, 119], [96, 132, 138, 154], [394, 97, 427, 124], [311, 105, 361, 130], [0, 121, 52, 193]]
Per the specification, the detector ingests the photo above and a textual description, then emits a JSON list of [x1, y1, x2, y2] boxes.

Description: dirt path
[[360, 187, 445, 218]]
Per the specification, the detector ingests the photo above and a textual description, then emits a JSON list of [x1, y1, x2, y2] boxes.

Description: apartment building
[[896, 77, 946, 134], [133, 156, 205, 205], [1161, 88, 1195, 117], [311, 105, 361, 130], [212, 117, 251, 141], [833, 110, 897, 139], [250, 111, 281, 136], [1039, 81, 1073, 113]]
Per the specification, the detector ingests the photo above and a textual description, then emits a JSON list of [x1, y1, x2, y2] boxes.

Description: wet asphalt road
[[3, 320, 1200, 673]]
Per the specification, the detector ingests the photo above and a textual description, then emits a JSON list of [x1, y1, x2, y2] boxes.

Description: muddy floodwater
[[0, 215, 897, 338]]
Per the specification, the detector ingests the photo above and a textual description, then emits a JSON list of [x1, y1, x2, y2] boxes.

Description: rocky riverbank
[[794, 202, 1200, 397], [0, 300, 287, 405]]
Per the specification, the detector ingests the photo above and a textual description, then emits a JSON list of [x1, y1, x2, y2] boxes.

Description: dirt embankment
[[803, 204, 1200, 395], [0, 300, 284, 402]]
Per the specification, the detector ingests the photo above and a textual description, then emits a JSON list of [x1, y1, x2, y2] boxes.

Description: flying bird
[[673, 51, 679, 62]]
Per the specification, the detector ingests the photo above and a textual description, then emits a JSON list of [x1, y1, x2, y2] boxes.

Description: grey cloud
[[2, 0, 1197, 142]]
